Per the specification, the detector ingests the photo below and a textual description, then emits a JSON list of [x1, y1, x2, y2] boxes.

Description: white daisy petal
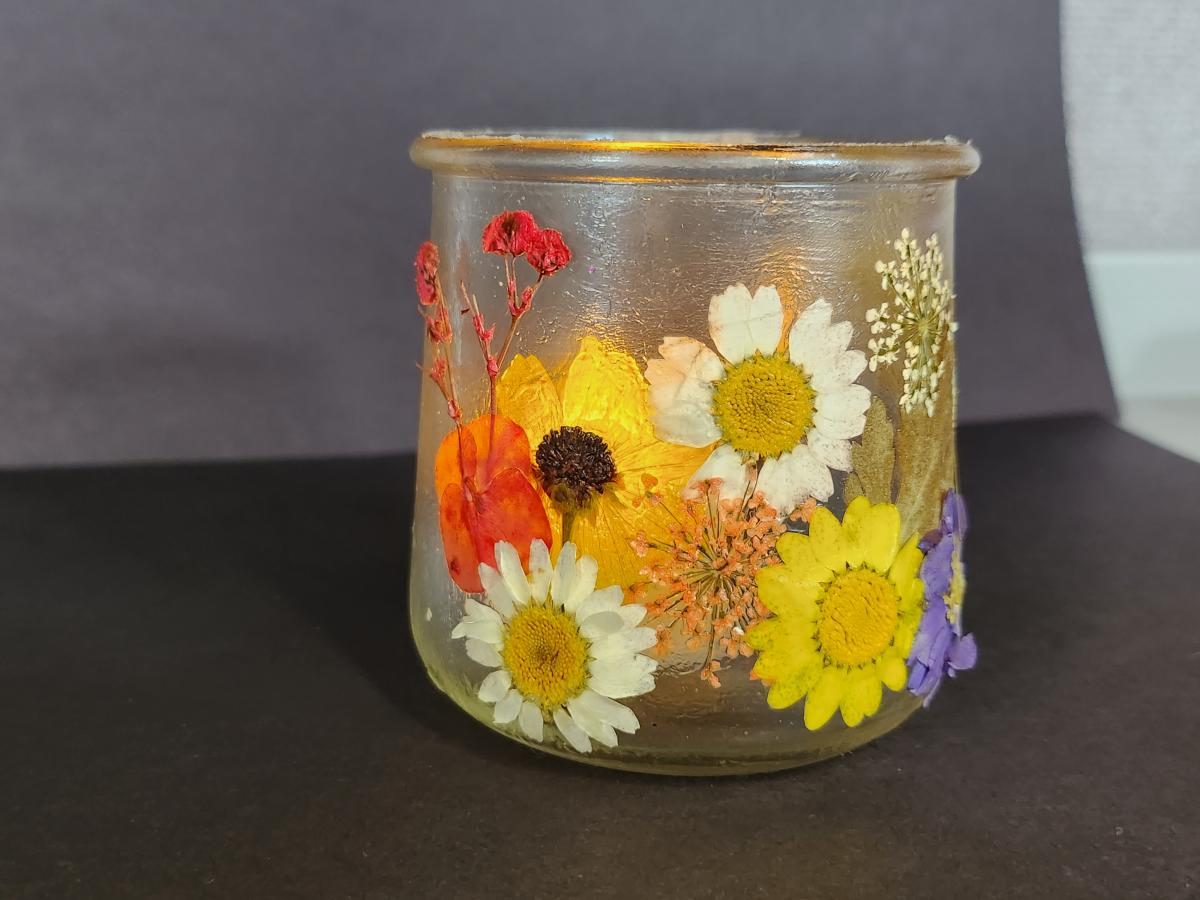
[[518, 701, 544, 742], [788, 298, 835, 370], [463, 597, 503, 625], [649, 402, 722, 447], [562, 553, 598, 614], [577, 688, 641, 735], [588, 668, 656, 700], [494, 542, 531, 606], [550, 542, 578, 610], [589, 626, 658, 661], [709, 283, 784, 364], [553, 707, 592, 754], [816, 383, 871, 421], [450, 618, 503, 644], [465, 638, 503, 668], [812, 410, 867, 441], [759, 445, 835, 511], [645, 338, 724, 447], [493, 688, 523, 724], [566, 701, 619, 748], [821, 320, 853, 357], [805, 431, 853, 471], [579, 610, 626, 640], [574, 585, 624, 622], [478, 563, 517, 619], [652, 335, 726, 383], [811, 349, 868, 393], [615, 604, 647, 627], [687, 444, 751, 501], [478, 669, 512, 703], [527, 539, 552, 603], [589, 654, 658, 681]]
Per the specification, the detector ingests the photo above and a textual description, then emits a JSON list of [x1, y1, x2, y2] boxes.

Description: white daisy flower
[[644, 284, 870, 513], [452, 539, 658, 754]]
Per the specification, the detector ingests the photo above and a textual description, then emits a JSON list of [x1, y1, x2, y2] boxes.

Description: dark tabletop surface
[[3, 416, 1197, 899]]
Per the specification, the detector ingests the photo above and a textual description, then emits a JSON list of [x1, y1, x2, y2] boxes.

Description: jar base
[[421, 658, 922, 777]]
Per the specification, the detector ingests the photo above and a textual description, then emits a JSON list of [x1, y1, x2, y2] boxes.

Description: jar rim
[[410, 130, 980, 184]]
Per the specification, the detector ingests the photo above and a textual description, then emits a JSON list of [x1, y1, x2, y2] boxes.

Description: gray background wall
[[0, 0, 1112, 466], [1064, 0, 1200, 253]]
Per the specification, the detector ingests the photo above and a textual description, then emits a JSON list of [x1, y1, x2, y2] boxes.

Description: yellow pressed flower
[[745, 496, 925, 729], [498, 336, 713, 588]]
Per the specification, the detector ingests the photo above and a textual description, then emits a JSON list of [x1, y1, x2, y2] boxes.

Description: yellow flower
[[745, 496, 925, 729], [498, 336, 713, 589]]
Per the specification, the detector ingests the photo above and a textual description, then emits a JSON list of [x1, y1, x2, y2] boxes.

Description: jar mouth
[[410, 129, 980, 184]]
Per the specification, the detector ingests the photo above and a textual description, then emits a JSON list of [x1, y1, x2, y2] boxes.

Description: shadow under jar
[[408, 131, 980, 775]]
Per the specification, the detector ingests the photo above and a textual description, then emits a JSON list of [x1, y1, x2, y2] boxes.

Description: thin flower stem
[[493, 273, 544, 375]]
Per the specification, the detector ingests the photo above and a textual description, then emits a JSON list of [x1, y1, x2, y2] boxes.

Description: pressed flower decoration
[[452, 540, 657, 753], [645, 286, 870, 514], [867, 229, 958, 416], [416, 211, 570, 591], [498, 337, 711, 589], [907, 489, 977, 703], [413, 209, 975, 755], [745, 497, 925, 728], [631, 478, 785, 688]]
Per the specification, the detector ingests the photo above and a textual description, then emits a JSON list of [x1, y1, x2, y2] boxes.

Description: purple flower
[[907, 489, 977, 706]]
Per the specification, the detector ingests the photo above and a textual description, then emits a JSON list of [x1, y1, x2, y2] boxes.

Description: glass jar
[[408, 131, 980, 775]]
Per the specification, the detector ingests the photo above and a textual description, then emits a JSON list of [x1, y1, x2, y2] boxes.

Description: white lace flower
[[867, 229, 958, 416], [452, 539, 657, 754], [644, 284, 870, 513]]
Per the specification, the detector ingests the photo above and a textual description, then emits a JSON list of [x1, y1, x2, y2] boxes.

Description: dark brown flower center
[[535, 426, 616, 510]]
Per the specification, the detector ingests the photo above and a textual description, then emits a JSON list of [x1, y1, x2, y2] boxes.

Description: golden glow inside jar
[[408, 130, 980, 774]]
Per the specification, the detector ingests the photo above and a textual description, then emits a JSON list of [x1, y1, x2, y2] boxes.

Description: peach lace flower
[[631, 478, 785, 686]]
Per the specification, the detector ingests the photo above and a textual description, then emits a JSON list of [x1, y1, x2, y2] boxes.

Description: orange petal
[[437, 468, 552, 594], [471, 467, 552, 570], [434, 425, 478, 502], [469, 415, 534, 487], [435, 415, 534, 501], [438, 481, 483, 592]]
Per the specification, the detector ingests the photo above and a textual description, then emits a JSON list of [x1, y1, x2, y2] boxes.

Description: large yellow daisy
[[497, 336, 713, 589], [745, 496, 925, 729]]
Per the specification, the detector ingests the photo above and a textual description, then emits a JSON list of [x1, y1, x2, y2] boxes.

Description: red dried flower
[[481, 210, 538, 257], [525, 228, 572, 276], [414, 241, 440, 305], [426, 303, 452, 344]]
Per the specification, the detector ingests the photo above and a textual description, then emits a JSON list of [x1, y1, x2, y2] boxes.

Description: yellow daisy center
[[501, 604, 590, 711], [711, 353, 815, 458], [817, 568, 900, 668]]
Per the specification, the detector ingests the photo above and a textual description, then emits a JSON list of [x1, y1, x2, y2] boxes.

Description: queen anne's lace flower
[[453, 540, 658, 754], [631, 479, 785, 686], [867, 229, 958, 416]]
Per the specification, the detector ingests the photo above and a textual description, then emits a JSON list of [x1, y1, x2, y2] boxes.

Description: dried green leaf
[[895, 346, 958, 535], [843, 397, 894, 505]]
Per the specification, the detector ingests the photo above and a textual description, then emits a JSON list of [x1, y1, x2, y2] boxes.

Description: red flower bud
[[428, 355, 448, 385], [426, 305, 452, 344], [509, 286, 535, 318], [471, 312, 495, 344], [414, 241, 440, 305], [481, 210, 538, 256], [526, 228, 572, 276]]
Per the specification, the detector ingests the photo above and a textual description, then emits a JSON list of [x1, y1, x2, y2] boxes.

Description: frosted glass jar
[[408, 131, 980, 775]]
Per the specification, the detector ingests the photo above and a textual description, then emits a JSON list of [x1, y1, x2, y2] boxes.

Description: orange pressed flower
[[631, 478, 785, 685], [434, 414, 551, 593]]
